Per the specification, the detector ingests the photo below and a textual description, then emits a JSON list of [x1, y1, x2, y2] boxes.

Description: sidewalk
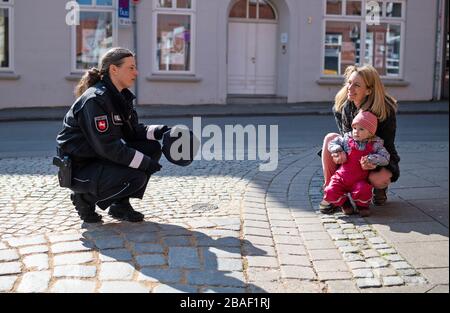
[[0, 100, 448, 122], [0, 142, 448, 293]]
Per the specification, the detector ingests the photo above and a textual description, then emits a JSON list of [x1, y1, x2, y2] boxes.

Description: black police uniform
[[56, 75, 165, 221]]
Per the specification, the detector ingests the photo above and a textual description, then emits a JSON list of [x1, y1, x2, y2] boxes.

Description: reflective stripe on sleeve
[[146, 125, 159, 140], [129, 150, 144, 169]]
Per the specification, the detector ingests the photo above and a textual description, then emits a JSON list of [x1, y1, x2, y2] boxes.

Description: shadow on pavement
[[367, 205, 449, 241], [79, 221, 267, 293]]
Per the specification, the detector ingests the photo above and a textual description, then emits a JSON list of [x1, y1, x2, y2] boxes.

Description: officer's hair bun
[[88, 67, 101, 78], [75, 67, 102, 97]]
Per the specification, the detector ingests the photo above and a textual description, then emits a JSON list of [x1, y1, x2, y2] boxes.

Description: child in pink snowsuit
[[323, 111, 390, 217]]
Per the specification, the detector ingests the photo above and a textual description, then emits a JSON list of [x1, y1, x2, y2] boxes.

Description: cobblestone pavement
[[0, 143, 448, 293]]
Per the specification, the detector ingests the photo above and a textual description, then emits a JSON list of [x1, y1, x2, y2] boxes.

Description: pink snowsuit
[[324, 136, 381, 208]]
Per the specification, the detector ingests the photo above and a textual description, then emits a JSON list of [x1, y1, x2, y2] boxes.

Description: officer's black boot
[[71, 193, 102, 223], [108, 198, 144, 222]]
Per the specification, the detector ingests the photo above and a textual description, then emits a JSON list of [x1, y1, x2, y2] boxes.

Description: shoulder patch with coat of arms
[[94, 115, 109, 133]]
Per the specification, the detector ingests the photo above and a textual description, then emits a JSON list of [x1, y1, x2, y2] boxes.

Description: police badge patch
[[112, 113, 123, 125], [94, 115, 109, 133]]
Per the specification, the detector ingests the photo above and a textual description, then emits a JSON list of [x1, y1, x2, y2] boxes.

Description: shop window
[[326, 0, 342, 15], [0, 0, 12, 70], [72, 0, 115, 71], [77, 0, 113, 6], [366, 23, 401, 76], [346, 1, 362, 16], [323, 0, 405, 78], [324, 21, 361, 75], [156, 0, 192, 9], [154, 0, 195, 73], [386, 2, 402, 18]]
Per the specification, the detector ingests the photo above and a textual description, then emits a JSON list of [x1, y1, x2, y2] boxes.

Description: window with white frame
[[153, 0, 195, 73], [73, 0, 116, 71], [323, 0, 405, 77], [0, 0, 13, 71], [229, 0, 277, 20]]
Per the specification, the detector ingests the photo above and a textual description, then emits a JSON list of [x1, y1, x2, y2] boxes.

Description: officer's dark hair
[[75, 47, 134, 97]]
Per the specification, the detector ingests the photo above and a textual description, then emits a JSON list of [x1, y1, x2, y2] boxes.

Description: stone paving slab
[[427, 285, 450, 293], [420, 268, 449, 285], [393, 241, 449, 268], [0, 144, 448, 293], [51, 279, 97, 293], [373, 223, 449, 243]]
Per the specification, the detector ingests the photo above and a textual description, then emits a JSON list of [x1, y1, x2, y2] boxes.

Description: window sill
[[146, 74, 202, 83], [65, 73, 83, 81], [0, 72, 20, 80], [316, 77, 410, 87]]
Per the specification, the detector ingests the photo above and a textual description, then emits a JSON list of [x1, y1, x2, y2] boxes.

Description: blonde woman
[[320, 65, 400, 214]]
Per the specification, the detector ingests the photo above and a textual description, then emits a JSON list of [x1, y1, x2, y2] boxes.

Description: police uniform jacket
[[56, 76, 161, 173]]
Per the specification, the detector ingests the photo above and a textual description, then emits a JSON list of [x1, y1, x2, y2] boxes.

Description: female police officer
[[56, 48, 168, 223]]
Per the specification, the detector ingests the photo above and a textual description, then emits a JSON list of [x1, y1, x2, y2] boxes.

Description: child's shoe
[[341, 199, 354, 215], [319, 200, 335, 214]]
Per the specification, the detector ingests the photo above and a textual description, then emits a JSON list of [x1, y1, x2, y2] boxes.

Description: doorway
[[227, 0, 278, 95]]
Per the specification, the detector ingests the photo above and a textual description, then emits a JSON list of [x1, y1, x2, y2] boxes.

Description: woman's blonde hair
[[334, 65, 398, 121]]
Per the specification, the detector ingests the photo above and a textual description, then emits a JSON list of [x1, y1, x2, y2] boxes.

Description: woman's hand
[[331, 151, 347, 164], [360, 156, 377, 170]]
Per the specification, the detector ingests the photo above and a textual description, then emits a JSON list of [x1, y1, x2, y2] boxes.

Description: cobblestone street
[[0, 143, 448, 293]]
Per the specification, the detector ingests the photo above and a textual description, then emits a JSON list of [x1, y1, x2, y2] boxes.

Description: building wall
[[0, 0, 442, 109], [1, 0, 72, 108], [398, 0, 437, 101]]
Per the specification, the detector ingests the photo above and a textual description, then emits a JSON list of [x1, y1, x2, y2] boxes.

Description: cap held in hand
[[162, 126, 200, 167]]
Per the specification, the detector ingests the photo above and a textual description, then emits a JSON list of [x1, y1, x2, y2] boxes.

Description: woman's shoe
[[357, 206, 371, 217], [373, 188, 388, 206]]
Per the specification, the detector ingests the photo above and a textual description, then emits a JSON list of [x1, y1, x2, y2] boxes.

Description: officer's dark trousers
[[70, 140, 161, 210]]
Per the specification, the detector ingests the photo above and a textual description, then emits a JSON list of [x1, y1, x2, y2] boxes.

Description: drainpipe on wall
[[132, 1, 139, 104], [433, 0, 445, 100]]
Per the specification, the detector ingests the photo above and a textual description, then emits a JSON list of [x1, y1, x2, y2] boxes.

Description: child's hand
[[331, 151, 347, 164], [360, 156, 377, 170]]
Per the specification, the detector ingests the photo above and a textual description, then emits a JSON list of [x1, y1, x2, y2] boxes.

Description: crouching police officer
[[55, 47, 169, 223]]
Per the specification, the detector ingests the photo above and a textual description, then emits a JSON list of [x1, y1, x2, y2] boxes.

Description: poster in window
[[341, 42, 354, 52], [160, 27, 186, 67], [82, 28, 107, 64], [0, 17, 4, 65], [160, 31, 172, 66], [171, 26, 186, 66], [374, 56, 383, 68], [375, 32, 385, 44]]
